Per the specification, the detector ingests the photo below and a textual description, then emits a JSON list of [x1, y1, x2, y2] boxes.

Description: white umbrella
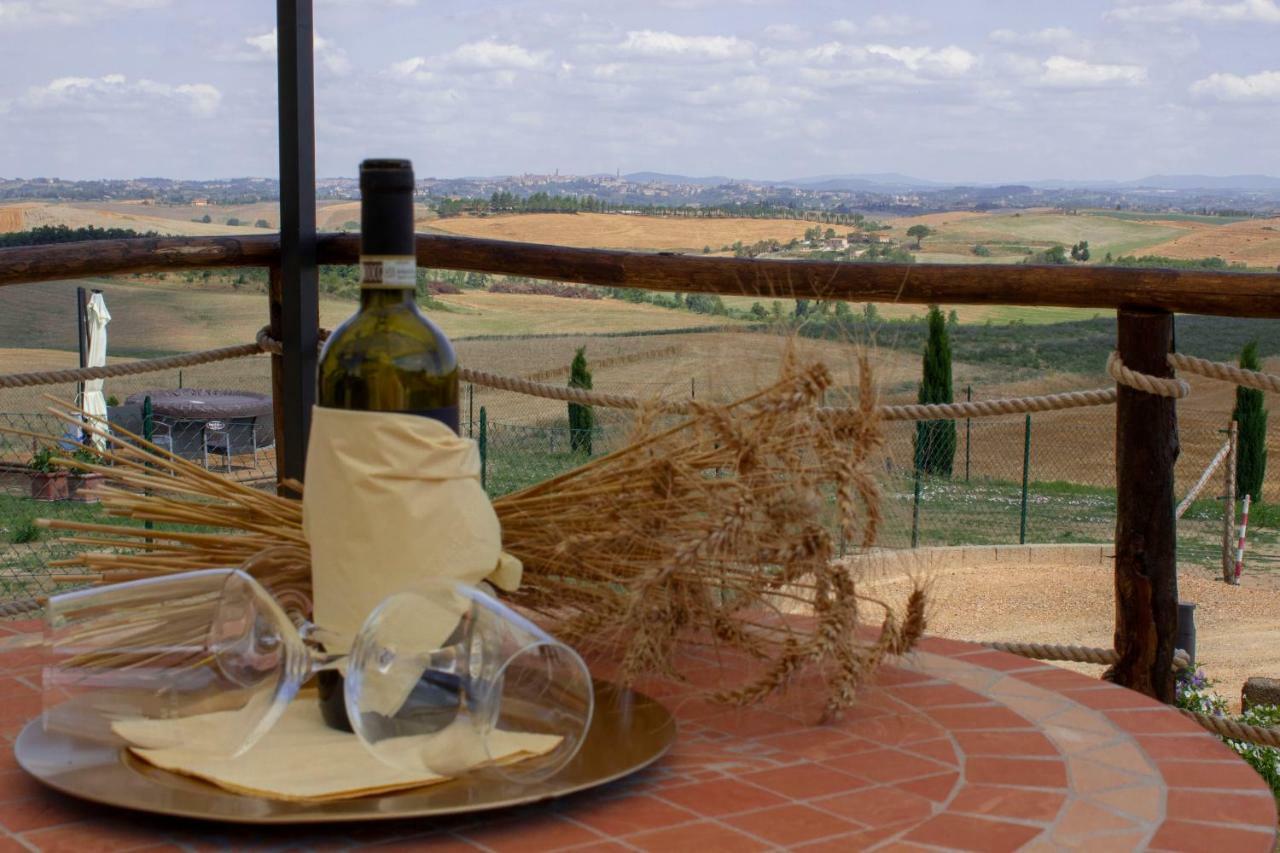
[[82, 292, 111, 451]]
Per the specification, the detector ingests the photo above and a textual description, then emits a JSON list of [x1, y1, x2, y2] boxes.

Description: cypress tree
[[1233, 340, 1268, 502], [568, 347, 594, 454], [913, 306, 956, 477]]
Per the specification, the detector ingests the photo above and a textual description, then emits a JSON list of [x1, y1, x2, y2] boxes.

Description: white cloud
[[865, 13, 930, 36], [23, 74, 221, 116], [1190, 69, 1280, 100], [441, 40, 549, 70], [0, 0, 165, 27], [762, 23, 807, 42], [242, 28, 352, 75], [866, 44, 977, 76], [1039, 55, 1147, 87], [616, 30, 755, 61], [989, 27, 1076, 45], [1107, 0, 1280, 23]]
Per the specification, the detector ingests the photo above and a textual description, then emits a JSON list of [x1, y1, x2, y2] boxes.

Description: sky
[[1, 0, 1278, 183]]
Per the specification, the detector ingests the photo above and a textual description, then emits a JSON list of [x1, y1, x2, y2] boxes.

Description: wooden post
[[267, 265, 293, 496], [1223, 420, 1238, 584], [1108, 308, 1179, 703]]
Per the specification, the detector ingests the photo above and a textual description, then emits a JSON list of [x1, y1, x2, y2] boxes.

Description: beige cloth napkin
[[302, 407, 522, 652], [115, 699, 560, 802]]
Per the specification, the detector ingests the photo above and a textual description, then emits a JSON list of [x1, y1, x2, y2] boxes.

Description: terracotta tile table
[[1, 622, 1275, 851]]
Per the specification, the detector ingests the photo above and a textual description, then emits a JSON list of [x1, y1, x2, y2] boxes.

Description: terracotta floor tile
[[1066, 758, 1147, 794], [1044, 706, 1125, 736], [965, 756, 1068, 788], [658, 778, 787, 817], [891, 684, 990, 708], [757, 729, 868, 761], [823, 748, 948, 784], [1053, 799, 1142, 837], [948, 785, 1067, 821], [1157, 759, 1274, 790], [903, 812, 1042, 852], [1164, 789, 1277, 828], [1103, 709, 1201, 736], [457, 814, 605, 853], [955, 651, 1048, 672], [1052, 829, 1149, 852], [1090, 784, 1163, 822], [627, 820, 769, 853], [873, 667, 936, 687], [18, 821, 162, 853], [367, 836, 483, 852], [908, 738, 958, 766], [701, 709, 801, 739], [0, 770, 41, 805], [1064, 687, 1160, 711], [895, 772, 960, 803], [0, 796, 95, 834], [1148, 819, 1277, 853], [1133, 734, 1238, 762], [560, 843, 634, 853], [916, 637, 983, 656], [849, 714, 946, 747], [813, 785, 935, 826], [724, 803, 857, 846], [741, 764, 866, 800], [1080, 741, 1157, 775], [1014, 667, 1103, 690], [792, 830, 884, 852], [570, 794, 698, 837], [925, 706, 1035, 731], [953, 730, 1058, 757]]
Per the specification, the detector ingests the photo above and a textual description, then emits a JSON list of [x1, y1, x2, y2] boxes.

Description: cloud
[[989, 27, 1076, 45], [864, 13, 930, 36], [866, 44, 977, 76], [1106, 0, 1280, 23], [242, 28, 352, 75], [762, 23, 807, 43], [1190, 68, 1280, 100], [1039, 55, 1147, 87], [23, 74, 221, 116], [615, 30, 755, 61], [390, 40, 550, 84], [0, 0, 166, 27]]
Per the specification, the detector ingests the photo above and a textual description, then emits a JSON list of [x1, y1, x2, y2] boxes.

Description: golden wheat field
[[426, 212, 815, 251], [1142, 217, 1280, 267]]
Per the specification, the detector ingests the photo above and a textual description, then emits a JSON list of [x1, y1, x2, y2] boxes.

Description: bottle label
[[407, 405, 460, 434], [360, 254, 416, 289]]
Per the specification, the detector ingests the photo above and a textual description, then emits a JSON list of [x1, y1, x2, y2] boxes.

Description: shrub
[[29, 447, 59, 473], [567, 348, 593, 455], [9, 519, 40, 544], [226, 217, 241, 226], [1175, 667, 1280, 803], [913, 306, 956, 477], [255, 219, 270, 228], [1234, 341, 1268, 502], [972, 244, 991, 257]]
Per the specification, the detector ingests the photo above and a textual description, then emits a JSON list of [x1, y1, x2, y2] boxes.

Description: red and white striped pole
[[1234, 494, 1252, 582]]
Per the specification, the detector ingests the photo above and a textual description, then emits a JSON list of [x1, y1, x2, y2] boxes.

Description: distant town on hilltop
[[3, 171, 1279, 217]]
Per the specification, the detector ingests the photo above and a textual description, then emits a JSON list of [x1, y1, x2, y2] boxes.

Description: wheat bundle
[[12, 349, 924, 719]]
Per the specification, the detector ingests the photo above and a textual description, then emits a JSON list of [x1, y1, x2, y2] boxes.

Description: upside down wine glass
[[3, 563, 593, 781]]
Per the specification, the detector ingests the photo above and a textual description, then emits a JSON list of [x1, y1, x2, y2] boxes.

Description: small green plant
[[71, 447, 102, 466], [1175, 667, 1280, 804], [9, 518, 40, 544], [567, 347, 594, 455], [106, 394, 120, 407], [1234, 340, 1268, 503], [29, 447, 60, 473]]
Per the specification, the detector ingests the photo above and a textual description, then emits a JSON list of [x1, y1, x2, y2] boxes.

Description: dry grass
[[12, 203, 271, 237], [0, 205, 27, 231], [1142, 217, 1280, 267], [427, 212, 815, 251]]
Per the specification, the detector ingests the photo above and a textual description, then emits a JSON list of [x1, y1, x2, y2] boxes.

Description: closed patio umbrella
[[82, 291, 111, 451]]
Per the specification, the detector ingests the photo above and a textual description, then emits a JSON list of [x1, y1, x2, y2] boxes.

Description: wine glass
[[5, 565, 594, 781]]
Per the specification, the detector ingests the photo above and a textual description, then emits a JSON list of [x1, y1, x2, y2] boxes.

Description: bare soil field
[[873, 561, 1280, 712], [1142, 217, 1280, 267], [427, 212, 814, 251]]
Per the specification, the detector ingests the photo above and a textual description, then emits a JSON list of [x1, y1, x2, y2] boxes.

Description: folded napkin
[[302, 407, 522, 652], [114, 698, 559, 802]]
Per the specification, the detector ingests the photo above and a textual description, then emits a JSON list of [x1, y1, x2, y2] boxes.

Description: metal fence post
[[467, 383, 475, 438], [478, 406, 488, 492], [911, 466, 922, 548], [143, 396, 154, 535], [1019, 413, 1031, 544], [965, 384, 971, 483], [1223, 420, 1238, 584]]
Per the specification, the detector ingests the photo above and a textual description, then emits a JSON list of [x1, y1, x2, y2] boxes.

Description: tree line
[[433, 192, 873, 225], [0, 225, 159, 247]]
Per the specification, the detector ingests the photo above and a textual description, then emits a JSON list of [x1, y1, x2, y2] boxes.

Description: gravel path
[[873, 563, 1280, 712]]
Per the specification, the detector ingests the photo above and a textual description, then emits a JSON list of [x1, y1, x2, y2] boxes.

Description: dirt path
[[872, 562, 1280, 711]]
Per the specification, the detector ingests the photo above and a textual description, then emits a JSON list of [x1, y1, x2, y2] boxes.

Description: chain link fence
[[3, 363, 1278, 604]]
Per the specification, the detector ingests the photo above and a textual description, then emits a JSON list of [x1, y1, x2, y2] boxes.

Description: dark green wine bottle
[[315, 158, 458, 731]]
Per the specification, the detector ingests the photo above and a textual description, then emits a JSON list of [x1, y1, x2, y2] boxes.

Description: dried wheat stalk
[[11, 349, 925, 718]]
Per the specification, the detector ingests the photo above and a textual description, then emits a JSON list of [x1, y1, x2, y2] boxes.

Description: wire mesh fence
[[3, 367, 1278, 604]]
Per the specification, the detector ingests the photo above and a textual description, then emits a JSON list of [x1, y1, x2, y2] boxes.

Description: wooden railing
[[4, 232, 1279, 704]]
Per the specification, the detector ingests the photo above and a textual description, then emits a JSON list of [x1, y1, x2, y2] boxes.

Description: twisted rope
[[0, 341, 270, 389], [1106, 352, 1190, 399], [1176, 438, 1231, 520], [1180, 709, 1280, 749], [876, 388, 1117, 422], [983, 640, 1190, 671], [1170, 352, 1280, 394], [0, 598, 41, 618]]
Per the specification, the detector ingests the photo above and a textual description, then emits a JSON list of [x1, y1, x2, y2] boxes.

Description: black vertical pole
[[965, 384, 971, 483], [276, 0, 319, 483]]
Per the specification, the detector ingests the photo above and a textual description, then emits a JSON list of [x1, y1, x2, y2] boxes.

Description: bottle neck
[[360, 287, 414, 310]]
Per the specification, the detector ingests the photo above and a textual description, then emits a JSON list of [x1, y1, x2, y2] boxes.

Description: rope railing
[[1176, 438, 1232, 520]]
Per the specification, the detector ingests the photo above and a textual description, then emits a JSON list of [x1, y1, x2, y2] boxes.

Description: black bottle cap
[[359, 159, 415, 256]]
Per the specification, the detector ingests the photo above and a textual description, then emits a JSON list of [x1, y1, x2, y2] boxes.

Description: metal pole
[[478, 406, 488, 492], [965, 384, 971, 483], [75, 286, 88, 404], [142, 396, 154, 535], [1019, 414, 1031, 544], [1223, 420, 1238, 584], [276, 0, 319, 483], [911, 466, 922, 548], [468, 384, 475, 438], [1176, 601, 1196, 665]]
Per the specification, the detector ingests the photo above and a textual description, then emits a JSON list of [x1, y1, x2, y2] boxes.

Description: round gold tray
[[15, 680, 676, 825]]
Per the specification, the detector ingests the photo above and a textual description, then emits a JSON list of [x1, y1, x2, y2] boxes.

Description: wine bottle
[[314, 158, 458, 730]]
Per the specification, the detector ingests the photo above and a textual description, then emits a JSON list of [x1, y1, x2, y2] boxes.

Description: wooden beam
[[5, 232, 1280, 318], [266, 265, 294, 497], [1107, 308, 1179, 702], [0, 235, 279, 287]]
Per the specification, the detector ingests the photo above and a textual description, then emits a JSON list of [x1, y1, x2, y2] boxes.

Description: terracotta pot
[[69, 472, 105, 503], [31, 471, 70, 502]]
